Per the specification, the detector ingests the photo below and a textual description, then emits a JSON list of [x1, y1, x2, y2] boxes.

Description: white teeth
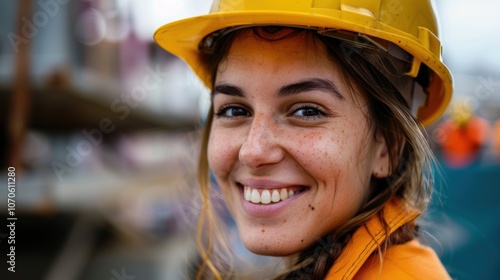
[[244, 186, 302, 204], [280, 188, 288, 200], [244, 186, 251, 201], [261, 190, 271, 204], [251, 189, 261, 203], [271, 190, 281, 202]]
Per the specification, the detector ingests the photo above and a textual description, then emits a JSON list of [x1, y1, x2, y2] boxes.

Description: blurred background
[[0, 0, 499, 279]]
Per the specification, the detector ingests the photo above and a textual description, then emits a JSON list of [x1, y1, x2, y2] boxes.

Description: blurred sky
[[130, 0, 212, 41], [436, 0, 500, 75]]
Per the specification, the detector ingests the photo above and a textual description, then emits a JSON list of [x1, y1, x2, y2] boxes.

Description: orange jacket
[[325, 199, 451, 280]]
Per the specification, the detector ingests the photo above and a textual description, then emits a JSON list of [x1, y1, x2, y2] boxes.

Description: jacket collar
[[325, 198, 419, 280]]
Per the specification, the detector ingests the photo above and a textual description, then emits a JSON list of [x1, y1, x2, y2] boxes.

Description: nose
[[238, 116, 285, 169]]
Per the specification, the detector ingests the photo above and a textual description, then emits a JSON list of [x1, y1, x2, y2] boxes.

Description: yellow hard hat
[[154, 0, 453, 125]]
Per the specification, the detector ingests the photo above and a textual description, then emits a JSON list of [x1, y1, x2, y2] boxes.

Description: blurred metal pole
[[7, 0, 33, 170]]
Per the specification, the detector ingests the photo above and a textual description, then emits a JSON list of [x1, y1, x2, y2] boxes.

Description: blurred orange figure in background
[[493, 119, 500, 159], [436, 100, 490, 168]]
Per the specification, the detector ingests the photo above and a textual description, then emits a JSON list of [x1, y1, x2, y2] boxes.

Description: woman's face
[[207, 30, 389, 256]]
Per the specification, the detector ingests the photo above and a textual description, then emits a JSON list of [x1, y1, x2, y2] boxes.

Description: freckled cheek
[[294, 134, 354, 193], [301, 137, 343, 170], [207, 131, 239, 179]]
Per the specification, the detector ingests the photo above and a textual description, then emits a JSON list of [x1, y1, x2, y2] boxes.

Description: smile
[[243, 185, 306, 204]]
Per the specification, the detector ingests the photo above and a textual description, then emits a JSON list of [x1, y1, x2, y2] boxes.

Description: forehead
[[222, 29, 331, 70], [215, 29, 364, 104]]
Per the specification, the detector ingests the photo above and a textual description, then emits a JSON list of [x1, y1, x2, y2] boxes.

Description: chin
[[239, 231, 311, 257], [244, 243, 301, 257]]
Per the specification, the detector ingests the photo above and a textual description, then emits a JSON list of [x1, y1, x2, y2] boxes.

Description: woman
[[155, 1, 452, 279]]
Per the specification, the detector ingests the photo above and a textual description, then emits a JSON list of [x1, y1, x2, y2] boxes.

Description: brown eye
[[215, 105, 251, 118], [292, 105, 328, 120]]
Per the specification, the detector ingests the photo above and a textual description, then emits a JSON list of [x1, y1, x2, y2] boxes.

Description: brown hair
[[194, 27, 436, 279]]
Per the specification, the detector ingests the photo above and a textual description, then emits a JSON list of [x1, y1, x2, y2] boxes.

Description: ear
[[372, 131, 390, 179]]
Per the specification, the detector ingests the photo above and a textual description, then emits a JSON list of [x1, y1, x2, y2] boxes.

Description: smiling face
[[207, 30, 389, 256]]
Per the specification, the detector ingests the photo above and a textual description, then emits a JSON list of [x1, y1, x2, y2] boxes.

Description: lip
[[236, 178, 309, 218], [238, 178, 306, 189]]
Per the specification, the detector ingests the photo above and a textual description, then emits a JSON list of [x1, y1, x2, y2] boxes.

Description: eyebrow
[[212, 84, 244, 97], [278, 78, 344, 99], [212, 78, 344, 99]]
